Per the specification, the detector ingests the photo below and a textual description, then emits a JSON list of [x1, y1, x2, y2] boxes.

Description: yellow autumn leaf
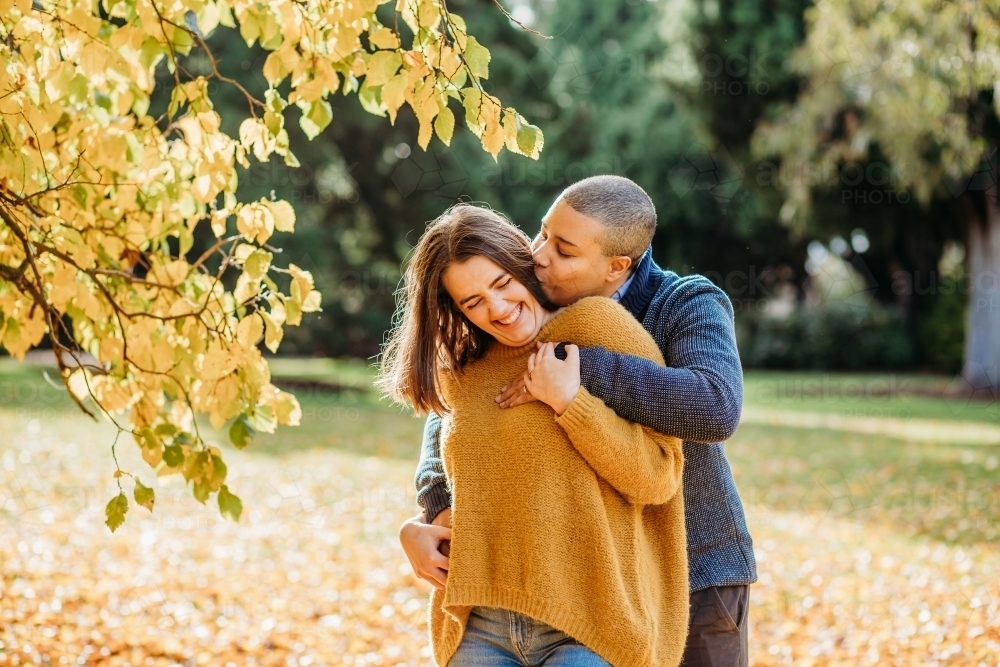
[[435, 105, 455, 145], [369, 27, 400, 50], [0, 0, 541, 528], [262, 199, 295, 233]]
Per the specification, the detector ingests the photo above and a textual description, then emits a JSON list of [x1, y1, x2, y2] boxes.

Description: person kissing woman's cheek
[[443, 255, 549, 348]]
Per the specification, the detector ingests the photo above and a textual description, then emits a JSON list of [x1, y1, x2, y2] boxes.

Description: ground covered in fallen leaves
[[1, 366, 999, 666]]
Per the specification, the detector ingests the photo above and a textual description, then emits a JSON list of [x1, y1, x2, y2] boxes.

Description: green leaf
[[154, 423, 178, 438], [218, 484, 243, 522], [229, 414, 256, 449], [138, 427, 159, 449], [105, 492, 128, 532], [134, 479, 155, 511], [182, 450, 211, 483], [463, 36, 490, 80], [163, 443, 185, 468], [516, 121, 544, 159], [193, 478, 211, 504], [209, 453, 228, 490]]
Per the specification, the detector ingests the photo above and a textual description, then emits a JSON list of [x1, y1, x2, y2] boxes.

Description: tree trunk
[[961, 188, 1000, 397]]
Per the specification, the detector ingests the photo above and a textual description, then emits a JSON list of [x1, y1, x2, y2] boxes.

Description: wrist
[[419, 482, 452, 524], [551, 385, 580, 416]]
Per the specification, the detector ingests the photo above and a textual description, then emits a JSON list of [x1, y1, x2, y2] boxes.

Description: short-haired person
[[399, 175, 757, 666], [378, 204, 690, 666]]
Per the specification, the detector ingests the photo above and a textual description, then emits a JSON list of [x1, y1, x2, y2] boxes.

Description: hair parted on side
[[375, 203, 555, 416], [556, 175, 657, 265]]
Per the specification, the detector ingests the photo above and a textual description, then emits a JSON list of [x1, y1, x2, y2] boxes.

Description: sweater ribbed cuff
[[554, 387, 600, 435], [418, 482, 452, 524]]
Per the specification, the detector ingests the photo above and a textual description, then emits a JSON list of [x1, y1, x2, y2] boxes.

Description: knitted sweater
[[416, 249, 757, 593], [429, 296, 689, 667]]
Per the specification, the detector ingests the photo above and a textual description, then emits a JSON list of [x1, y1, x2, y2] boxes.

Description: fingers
[[505, 389, 540, 408], [564, 343, 579, 362], [420, 561, 449, 589], [499, 377, 539, 408], [496, 371, 528, 405], [413, 525, 451, 589]]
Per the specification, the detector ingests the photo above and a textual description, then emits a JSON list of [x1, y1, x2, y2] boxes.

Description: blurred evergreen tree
[[675, 0, 965, 371]]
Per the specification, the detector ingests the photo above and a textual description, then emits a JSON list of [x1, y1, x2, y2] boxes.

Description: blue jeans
[[447, 606, 611, 667]]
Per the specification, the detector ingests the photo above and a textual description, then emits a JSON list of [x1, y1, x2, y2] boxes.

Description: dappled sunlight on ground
[[2, 371, 999, 666]]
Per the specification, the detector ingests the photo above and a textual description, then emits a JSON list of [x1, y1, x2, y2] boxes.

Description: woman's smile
[[442, 255, 556, 348], [494, 302, 523, 327]]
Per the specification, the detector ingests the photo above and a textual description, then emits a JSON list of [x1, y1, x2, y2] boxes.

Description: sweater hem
[[438, 584, 661, 667]]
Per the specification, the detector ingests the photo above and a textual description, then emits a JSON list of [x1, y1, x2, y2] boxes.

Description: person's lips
[[494, 302, 523, 327]]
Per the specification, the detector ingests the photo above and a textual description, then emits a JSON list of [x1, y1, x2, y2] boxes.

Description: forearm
[[578, 286, 744, 443], [555, 388, 684, 505], [414, 412, 452, 521], [579, 347, 743, 442]]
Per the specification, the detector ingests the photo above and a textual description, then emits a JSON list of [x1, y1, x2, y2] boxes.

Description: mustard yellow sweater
[[429, 296, 689, 667]]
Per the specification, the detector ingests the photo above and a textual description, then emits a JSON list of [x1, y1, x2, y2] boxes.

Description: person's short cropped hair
[[555, 175, 657, 265]]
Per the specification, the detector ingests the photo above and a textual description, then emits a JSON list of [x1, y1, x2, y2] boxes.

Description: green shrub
[[915, 278, 967, 374], [736, 301, 914, 370]]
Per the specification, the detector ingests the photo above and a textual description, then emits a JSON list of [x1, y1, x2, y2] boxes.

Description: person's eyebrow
[[458, 272, 508, 305]]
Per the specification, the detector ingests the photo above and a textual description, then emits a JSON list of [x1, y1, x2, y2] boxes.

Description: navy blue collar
[[618, 247, 663, 320]]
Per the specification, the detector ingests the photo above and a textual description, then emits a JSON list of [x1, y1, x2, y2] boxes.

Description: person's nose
[[533, 240, 550, 268], [486, 295, 508, 319]]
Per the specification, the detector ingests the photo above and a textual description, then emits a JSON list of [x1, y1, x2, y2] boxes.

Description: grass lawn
[[1, 358, 998, 665]]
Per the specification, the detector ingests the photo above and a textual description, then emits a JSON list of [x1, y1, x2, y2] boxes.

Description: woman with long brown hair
[[377, 203, 689, 667]]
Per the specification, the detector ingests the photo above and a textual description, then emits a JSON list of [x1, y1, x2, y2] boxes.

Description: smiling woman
[[374, 202, 689, 667], [442, 255, 558, 348], [375, 204, 558, 415]]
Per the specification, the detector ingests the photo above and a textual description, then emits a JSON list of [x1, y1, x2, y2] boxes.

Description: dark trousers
[[680, 585, 750, 667]]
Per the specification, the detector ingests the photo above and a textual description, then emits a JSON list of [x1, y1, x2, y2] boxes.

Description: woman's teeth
[[497, 303, 522, 326]]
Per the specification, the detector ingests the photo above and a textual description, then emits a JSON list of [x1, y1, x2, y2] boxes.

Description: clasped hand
[[495, 341, 580, 415]]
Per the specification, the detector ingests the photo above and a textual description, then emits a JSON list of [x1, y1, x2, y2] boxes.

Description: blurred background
[[179, 0, 991, 381]]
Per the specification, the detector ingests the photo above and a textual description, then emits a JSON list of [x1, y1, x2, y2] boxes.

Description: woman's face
[[442, 255, 548, 347]]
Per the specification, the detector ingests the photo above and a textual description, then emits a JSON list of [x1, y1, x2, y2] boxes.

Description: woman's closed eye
[[463, 276, 512, 310]]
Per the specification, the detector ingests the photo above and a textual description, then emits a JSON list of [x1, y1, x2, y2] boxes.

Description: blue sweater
[[414, 249, 757, 593]]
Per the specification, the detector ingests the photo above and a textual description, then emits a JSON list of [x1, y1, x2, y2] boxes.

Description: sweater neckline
[[618, 248, 661, 319], [483, 306, 569, 359]]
